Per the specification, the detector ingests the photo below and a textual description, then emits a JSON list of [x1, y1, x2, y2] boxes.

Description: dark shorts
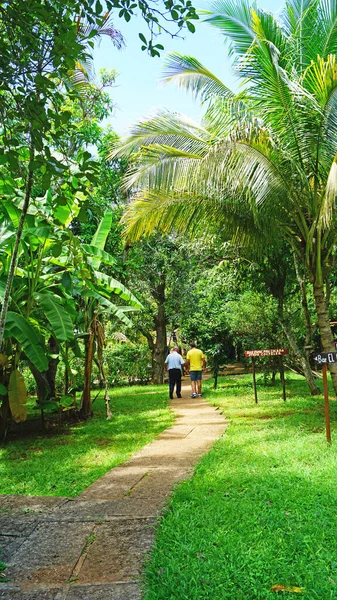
[[190, 370, 202, 381]]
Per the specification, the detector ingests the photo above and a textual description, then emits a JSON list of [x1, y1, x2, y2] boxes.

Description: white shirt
[[165, 351, 185, 370]]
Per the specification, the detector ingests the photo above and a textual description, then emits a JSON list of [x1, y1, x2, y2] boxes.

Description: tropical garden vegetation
[[2, 0, 337, 597], [0, 0, 336, 438], [117, 0, 337, 396]]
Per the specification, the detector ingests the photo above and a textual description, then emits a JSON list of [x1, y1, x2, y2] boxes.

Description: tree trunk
[[281, 322, 320, 395], [0, 394, 9, 442], [313, 282, 337, 395], [28, 338, 59, 405], [29, 364, 53, 405], [292, 251, 315, 365], [80, 322, 95, 419], [0, 142, 34, 349], [153, 302, 167, 384], [47, 337, 59, 396], [64, 342, 71, 395]]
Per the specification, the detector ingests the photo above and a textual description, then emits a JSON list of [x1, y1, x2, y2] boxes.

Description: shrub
[[104, 343, 151, 386]]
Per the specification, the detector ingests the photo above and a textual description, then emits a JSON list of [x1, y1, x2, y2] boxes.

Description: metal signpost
[[244, 349, 289, 404], [313, 352, 337, 444]]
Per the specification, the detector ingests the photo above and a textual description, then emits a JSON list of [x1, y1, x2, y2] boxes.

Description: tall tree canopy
[[117, 0, 337, 392]]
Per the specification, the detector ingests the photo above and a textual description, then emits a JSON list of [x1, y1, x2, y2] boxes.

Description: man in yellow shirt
[[186, 343, 206, 398]]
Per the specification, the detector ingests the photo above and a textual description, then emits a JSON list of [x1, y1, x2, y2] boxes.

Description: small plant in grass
[[0, 560, 9, 582]]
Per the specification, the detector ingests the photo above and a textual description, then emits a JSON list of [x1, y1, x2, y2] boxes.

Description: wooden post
[[322, 364, 331, 444], [279, 356, 286, 402], [252, 357, 258, 404]]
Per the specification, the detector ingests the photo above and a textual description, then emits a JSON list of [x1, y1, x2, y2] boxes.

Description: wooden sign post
[[244, 349, 289, 404], [313, 352, 336, 444]]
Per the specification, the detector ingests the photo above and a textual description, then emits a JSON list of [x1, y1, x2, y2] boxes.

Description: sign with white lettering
[[314, 352, 337, 364], [244, 348, 288, 358]]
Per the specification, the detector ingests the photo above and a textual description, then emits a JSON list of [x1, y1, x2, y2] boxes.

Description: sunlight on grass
[[0, 385, 173, 497], [143, 374, 337, 600]]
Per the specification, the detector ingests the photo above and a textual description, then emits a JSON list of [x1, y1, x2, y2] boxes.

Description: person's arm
[[165, 357, 169, 372], [185, 358, 190, 373], [202, 355, 207, 372]]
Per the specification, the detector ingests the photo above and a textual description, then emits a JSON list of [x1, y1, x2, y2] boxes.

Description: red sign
[[244, 348, 288, 358]]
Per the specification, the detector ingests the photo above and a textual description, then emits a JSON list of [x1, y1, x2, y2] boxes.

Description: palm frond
[[111, 111, 212, 158], [162, 53, 233, 103], [315, 0, 337, 58], [202, 0, 256, 56], [321, 153, 337, 227], [79, 13, 125, 49]]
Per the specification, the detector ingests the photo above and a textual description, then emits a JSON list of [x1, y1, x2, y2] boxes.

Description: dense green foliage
[[118, 0, 337, 393], [142, 374, 337, 600]]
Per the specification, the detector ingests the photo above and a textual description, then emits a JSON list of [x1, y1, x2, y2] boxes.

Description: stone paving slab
[[187, 424, 228, 439], [0, 586, 63, 599], [77, 519, 155, 584], [0, 496, 67, 514], [0, 535, 26, 563], [42, 498, 162, 521], [0, 515, 38, 537], [65, 582, 142, 600], [79, 465, 150, 500], [5, 522, 94, 585]]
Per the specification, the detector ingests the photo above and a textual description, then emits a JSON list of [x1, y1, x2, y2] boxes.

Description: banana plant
[[71, 209, 142, 419]]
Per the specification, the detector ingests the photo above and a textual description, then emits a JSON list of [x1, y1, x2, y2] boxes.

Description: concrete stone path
[[0, 379, 227, 599]]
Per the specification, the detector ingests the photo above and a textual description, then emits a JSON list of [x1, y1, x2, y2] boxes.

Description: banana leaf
[[90, 210, 113, 269], [8, 369, 27, 423], [37, 294, 74, 341], [5, 312, 48, 371]]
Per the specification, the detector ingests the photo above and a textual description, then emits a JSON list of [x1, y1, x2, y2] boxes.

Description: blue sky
[[94, 1, 283, 135]]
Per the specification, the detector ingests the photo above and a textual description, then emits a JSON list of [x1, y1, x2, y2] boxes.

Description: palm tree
[[117, 0, 337, 393]]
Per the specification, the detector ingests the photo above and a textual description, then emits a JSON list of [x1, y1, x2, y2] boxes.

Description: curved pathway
[[0, 378, 227, 599]]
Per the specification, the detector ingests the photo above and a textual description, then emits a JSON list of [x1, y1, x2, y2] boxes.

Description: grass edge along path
[[0, 384, 173, 497], [142, 374, 337, 600]]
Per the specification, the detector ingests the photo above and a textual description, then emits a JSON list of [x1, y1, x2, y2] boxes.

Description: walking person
[[165, 346, 185, 399], [185, 342, 206, 398]]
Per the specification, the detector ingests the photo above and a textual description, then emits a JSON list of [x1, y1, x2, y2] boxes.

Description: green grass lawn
[[0, 384, 172, 497], [143, 373, 337, 600]]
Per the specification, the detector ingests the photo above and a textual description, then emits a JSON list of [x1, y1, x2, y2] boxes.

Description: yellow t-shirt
[[186, 348, 205, 371]]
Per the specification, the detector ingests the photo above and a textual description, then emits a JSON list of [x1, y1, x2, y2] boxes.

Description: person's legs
[[168, 370, 175, 399], [190, 371, 197, 396], [197, 371, 202, 395], [176, 370, 182, 397]]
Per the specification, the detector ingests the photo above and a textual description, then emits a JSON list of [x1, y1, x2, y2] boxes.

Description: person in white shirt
[[165, 346, 185, 399]]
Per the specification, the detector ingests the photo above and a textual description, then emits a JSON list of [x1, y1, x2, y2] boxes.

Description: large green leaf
[[5, 312, 48, 372], [0, 280, 7, 301], [8, 369, 27, 423], [90, 210, 113, 269], [54, 196, 80, 226], [82, 244, 116, 267], [2, 199, 22, 229], [94, 271, 143, 307], [37, 294, 74, 342], [82, 289, 135, 327]]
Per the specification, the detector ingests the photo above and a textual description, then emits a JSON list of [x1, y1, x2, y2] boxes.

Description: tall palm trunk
[[313, 282, 337, 394]]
